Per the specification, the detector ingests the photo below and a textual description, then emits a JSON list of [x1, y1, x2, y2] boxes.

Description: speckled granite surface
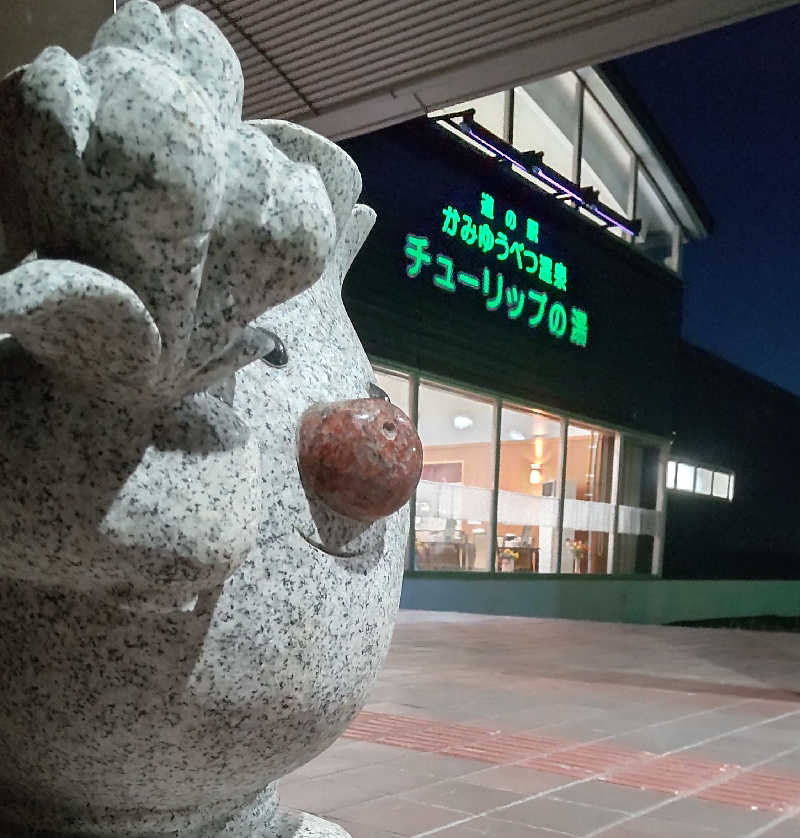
[[0, 2, 415, 836]]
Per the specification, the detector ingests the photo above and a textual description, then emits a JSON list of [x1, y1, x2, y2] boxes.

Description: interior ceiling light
[[509, 430, 525, 440], [453, 415, 473, 430]]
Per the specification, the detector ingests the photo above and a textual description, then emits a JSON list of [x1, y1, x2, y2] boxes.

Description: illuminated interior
[[375, 368, 663, 575], [666, 459, 735, 501]]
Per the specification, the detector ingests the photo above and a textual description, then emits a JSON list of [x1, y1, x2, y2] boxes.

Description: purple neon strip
[[534, 168, 584, 203], [465, 129, 528, 174], [465, 126, 636, 237], [593, 207, 637, 238], [466, 128, 584, 201]]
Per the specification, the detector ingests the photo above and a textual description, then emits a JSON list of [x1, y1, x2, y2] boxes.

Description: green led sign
[[404, 192, 588, 348]]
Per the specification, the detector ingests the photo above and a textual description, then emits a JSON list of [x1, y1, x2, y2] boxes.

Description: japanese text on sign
[[440, 194, 567, 292], [404, 192, 588, 348]]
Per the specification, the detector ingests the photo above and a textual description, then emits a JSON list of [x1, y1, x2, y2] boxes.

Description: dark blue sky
[[610, 4, 800, 396]]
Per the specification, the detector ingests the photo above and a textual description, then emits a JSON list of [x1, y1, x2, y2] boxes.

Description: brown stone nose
[[297, 397, 423, 522]]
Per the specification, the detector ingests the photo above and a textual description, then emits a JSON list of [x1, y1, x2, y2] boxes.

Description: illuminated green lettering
[[539, 254, 553, 285], [433, 253, 455, 292], [548, 302, 567, 337], [527, 290, 547, 327], [485, 272, 504, 310], [404, 234, 432, 278], [569, 307, 588, 347], [505, 286, 525, 320], [460, 214, 478, 245], [442, 206, 460, 236], [554, 261, 567, 292], [477, 223, 494, 253], [406, 191, 586, 348], [457, 270, 480, 289], [495, 231, 510, 261]]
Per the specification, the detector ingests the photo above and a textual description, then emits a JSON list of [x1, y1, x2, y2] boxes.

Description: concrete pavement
[[281, 610, 800, 837]]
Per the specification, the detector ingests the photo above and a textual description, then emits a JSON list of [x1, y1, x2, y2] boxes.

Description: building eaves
[[595, 62, 715, 237]]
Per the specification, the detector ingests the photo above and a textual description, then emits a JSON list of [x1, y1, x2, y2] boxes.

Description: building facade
[[337, 68, 800, 622]]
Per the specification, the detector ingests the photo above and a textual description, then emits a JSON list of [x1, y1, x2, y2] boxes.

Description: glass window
[[616, 438, 659, 574], [695, 467, 713, 495], [374, 368, 755, 578], [562, 422, 615, 574], [712, 471, 730, 499], [635, 167, 679, 269], [666, 459, 676, 489], [496, 406, 562, 573], [373, 370, 414, 570], [581, 90, 632, 219], [513, 74, 578, 179], [374, 368, 411, 417], [415, 382, 495, 571], [675, 462, 695, 492], [667, 459, 734, 502]]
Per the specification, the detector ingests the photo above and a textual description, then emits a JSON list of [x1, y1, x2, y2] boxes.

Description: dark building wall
[[341, 119, 682, 439], [664, 342, 800, 579]]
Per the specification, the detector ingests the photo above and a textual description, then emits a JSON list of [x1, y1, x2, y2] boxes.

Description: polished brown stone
[[297, 398, 423, 522]]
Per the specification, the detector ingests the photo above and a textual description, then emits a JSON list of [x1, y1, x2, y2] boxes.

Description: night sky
[[609, 4, 800, 397]]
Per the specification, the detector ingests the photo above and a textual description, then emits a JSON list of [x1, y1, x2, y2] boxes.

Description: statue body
[[0, 3, 418, 835]]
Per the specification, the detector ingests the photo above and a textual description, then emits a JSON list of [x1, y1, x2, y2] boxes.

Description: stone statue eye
[[369, 383, 390, 402], [261, 332, 288, 367]]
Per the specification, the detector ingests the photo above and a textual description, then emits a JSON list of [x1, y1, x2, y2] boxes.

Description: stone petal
[[184, 123, 336, 376], [80, 48, 225, 237], [5, 39, 227, 383], [324, 204, 377, 289], [0, 259, 161, 390], [91, 0, 174, 59], [92, 0, 243, 124], [169, 4, 244, 124], [75, 47, 225, 376], [252, 119, 362, 244], [17, 46, 95, 156], [3, 49, 95, 258]]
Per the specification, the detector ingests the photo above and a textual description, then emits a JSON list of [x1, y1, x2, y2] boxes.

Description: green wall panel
[[401, 575, 800, 624]]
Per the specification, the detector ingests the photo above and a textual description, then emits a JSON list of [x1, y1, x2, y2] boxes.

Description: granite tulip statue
[[0, 2, 422, 836]]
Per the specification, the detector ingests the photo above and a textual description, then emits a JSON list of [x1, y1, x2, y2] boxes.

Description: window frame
[[435, 72, 687, 273], [372, 359, 668, 577]]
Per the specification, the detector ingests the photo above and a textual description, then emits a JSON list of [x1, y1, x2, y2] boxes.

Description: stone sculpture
[[0, 2, 422, 835]]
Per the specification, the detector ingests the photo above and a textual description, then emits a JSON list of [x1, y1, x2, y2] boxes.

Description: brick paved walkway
[[281, 610, 800, 837]]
